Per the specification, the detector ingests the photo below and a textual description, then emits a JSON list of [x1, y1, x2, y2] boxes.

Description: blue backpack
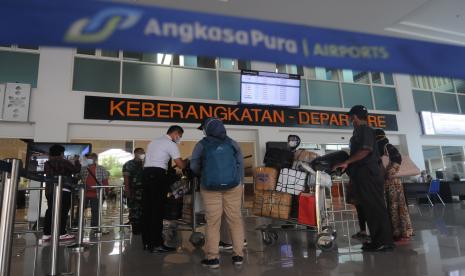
[[200, 138, 240, 190]]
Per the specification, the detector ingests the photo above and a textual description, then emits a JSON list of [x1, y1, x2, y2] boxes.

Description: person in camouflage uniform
[[123, 148, 145, 234]]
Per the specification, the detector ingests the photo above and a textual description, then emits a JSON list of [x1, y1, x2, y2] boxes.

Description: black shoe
[[152, 245, 176, 253], [232, 256, 243, 266], [352, 232, 370, 241], [219, 241, 233, 250], [201, 258, 220, 269]]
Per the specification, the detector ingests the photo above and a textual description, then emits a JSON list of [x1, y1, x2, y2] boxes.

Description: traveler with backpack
[[190, 118, 245, 269]]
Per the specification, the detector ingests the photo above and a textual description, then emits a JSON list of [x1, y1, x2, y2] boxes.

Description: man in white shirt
[[142, 125, 187, 253]]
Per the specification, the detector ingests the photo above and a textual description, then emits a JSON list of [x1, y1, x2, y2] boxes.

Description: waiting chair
[[417, 179, 445, 207]]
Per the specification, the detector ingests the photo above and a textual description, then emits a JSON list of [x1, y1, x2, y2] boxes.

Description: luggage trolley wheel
[[189, 232, 205, 248], [315, 232, 336, 251], [262, 230, 278, 245], [321, 226, 337, 239]]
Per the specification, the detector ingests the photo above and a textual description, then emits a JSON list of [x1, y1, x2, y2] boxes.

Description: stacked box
[[254, 167, 279, 191], [253, 190, 292, 219]]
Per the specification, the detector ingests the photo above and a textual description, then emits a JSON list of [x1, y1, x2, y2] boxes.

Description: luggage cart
[[165, 176, 205, 249], [256, 170, 337, 251]]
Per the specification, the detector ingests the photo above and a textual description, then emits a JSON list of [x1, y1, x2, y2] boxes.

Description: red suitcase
[[298, 193, 316, 226]]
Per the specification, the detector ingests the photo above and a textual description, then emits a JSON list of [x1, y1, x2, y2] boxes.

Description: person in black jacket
[[333, 105, 394, 252], [375, 129, 413, 241]]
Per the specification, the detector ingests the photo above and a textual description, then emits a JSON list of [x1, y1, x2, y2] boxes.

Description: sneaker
[[232, 256, 243, 266], [41, 235, 51, 241], [59, 234, 75, 241], [219, 241, 233, 250], [152, 245, 176, 253], [201, 258, 220, 269]]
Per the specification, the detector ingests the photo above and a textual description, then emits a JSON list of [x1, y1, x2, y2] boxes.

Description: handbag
[[381, 145, 420, 177]]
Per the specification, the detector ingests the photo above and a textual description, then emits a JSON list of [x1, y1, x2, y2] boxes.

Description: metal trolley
[[164, 176, 206, 249], [256, 169, 338, 252]]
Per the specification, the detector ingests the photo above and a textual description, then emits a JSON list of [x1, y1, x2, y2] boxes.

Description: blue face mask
[[86, 159, 94, 165]]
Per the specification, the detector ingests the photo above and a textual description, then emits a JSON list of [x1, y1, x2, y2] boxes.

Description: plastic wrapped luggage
[[310, 150, 349, 174]]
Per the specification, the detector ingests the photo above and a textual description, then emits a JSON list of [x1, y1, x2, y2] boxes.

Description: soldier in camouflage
[[123, 148, 145, 235]]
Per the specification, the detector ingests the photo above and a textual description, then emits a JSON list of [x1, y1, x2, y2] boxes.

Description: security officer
[[123, 147, 145, 235], [142, 125, 187, 253], [334, 105, 394, 252]]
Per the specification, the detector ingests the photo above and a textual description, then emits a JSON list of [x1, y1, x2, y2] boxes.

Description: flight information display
[[240, 70, 300, 107]]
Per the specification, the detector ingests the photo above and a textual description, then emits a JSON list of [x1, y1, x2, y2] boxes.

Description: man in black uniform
[[334, 105, 394, 252]]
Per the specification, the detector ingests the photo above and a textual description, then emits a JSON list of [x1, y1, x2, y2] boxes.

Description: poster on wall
[[2, 83, 31, 122], [0, 84, 5, 120]]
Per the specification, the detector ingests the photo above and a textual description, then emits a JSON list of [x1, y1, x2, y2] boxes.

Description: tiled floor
[[9, 203, 465, 276]]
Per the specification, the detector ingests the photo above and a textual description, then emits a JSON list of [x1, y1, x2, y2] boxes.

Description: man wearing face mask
[[142, 125, 188, 253], [333, 105, 394, 252], [80, 153, 110, 232], [123, 148, 145, 234], [288, 135, 301, 151]]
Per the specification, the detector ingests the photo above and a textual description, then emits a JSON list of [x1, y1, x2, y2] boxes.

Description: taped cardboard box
[[254, 167, 279, 191], [253, 190, 291, 220]]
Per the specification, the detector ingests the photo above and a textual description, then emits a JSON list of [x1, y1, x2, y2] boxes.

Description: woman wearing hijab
[[375, 129, 413, 241]]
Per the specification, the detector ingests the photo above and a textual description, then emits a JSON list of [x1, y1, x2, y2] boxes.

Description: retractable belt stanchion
[[0, 159, 20, 276], [119, 186, 124, 233], [69, 184, 87, 252], [48, 175, 63, 276]]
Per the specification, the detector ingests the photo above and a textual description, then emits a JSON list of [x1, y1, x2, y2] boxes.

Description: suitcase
[[264, 148, 294, 169], [298, 193, 316, 226], [310, 150, 349, 174]]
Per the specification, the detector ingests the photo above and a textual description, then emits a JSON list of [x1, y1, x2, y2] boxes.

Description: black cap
[[348, 105, 368, 117]]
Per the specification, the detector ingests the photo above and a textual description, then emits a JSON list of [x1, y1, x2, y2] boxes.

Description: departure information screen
[[240, 70, 300, 107]]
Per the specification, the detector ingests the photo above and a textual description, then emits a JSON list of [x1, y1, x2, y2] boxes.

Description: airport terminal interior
[[2, 0, 465, 275]]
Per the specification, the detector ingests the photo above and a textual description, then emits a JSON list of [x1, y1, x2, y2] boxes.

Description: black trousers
[[142, 167, 167, 248], [44, 191, 72, 236], [352, 166, 393, 246], [355, 204, 367, 232], [85, 197, 100, 227]]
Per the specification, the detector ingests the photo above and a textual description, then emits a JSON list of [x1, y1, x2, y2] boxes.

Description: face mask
[[138, 154, 146, 160], [174, 136, 182, 144], [86, 159, 94, 165], [288, 141, 298, 148]]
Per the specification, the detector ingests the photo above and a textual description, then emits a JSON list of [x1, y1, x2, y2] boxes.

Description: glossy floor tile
[[9, 203, 465, 276]]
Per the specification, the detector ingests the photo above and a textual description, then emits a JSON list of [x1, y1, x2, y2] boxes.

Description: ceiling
[[114, 0, 465, 46]]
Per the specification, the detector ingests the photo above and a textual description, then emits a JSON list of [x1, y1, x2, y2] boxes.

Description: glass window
[[300, 80, 309, 106], [101, 50, 119, 58], [371, 72, 382, 84], [17, 45, 39, 50], [312, 67, 338, 81], [173, 55, 197, 67], [342, 70, 369, 84], [173, 68, 217, 100], [77, 48, 96, 55], [429, 77, 454, 92], [122, 62, 171, 97], [342, 83, 373, 109], [422, 146, 444, 178], [0, 51, 39, 87], [455, 79, 465, 94], [441, 146, 465, 180], [219, 72, 240, 101], [384, 73, 394, 85], [238, 60, 251, 70], [459, 95, 465, 114], [219, 58, 235, 70], [73, 58, 120, 93], [308, 80, 341, 107], [276, 64, 287, 73], [411, 75, 431, 90], [197, 56, 216, 69], [435, 93, 459, 113], [373, 87, 398, 111], [0, 44, 11, 48], [412, 90, 435, 112]]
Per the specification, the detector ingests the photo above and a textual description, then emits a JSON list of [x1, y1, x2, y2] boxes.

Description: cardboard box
[[253, 191, 291, 219], [294, 150, 319, 163], [254, 167, 278, 191]]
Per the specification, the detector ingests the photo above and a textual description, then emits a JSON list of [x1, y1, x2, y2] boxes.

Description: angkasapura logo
[[65, 8, 142, 43]]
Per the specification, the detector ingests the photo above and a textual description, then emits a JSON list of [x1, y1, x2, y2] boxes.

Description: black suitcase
[[310, 150, 349, 174], [263, 148, 294, 169]]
